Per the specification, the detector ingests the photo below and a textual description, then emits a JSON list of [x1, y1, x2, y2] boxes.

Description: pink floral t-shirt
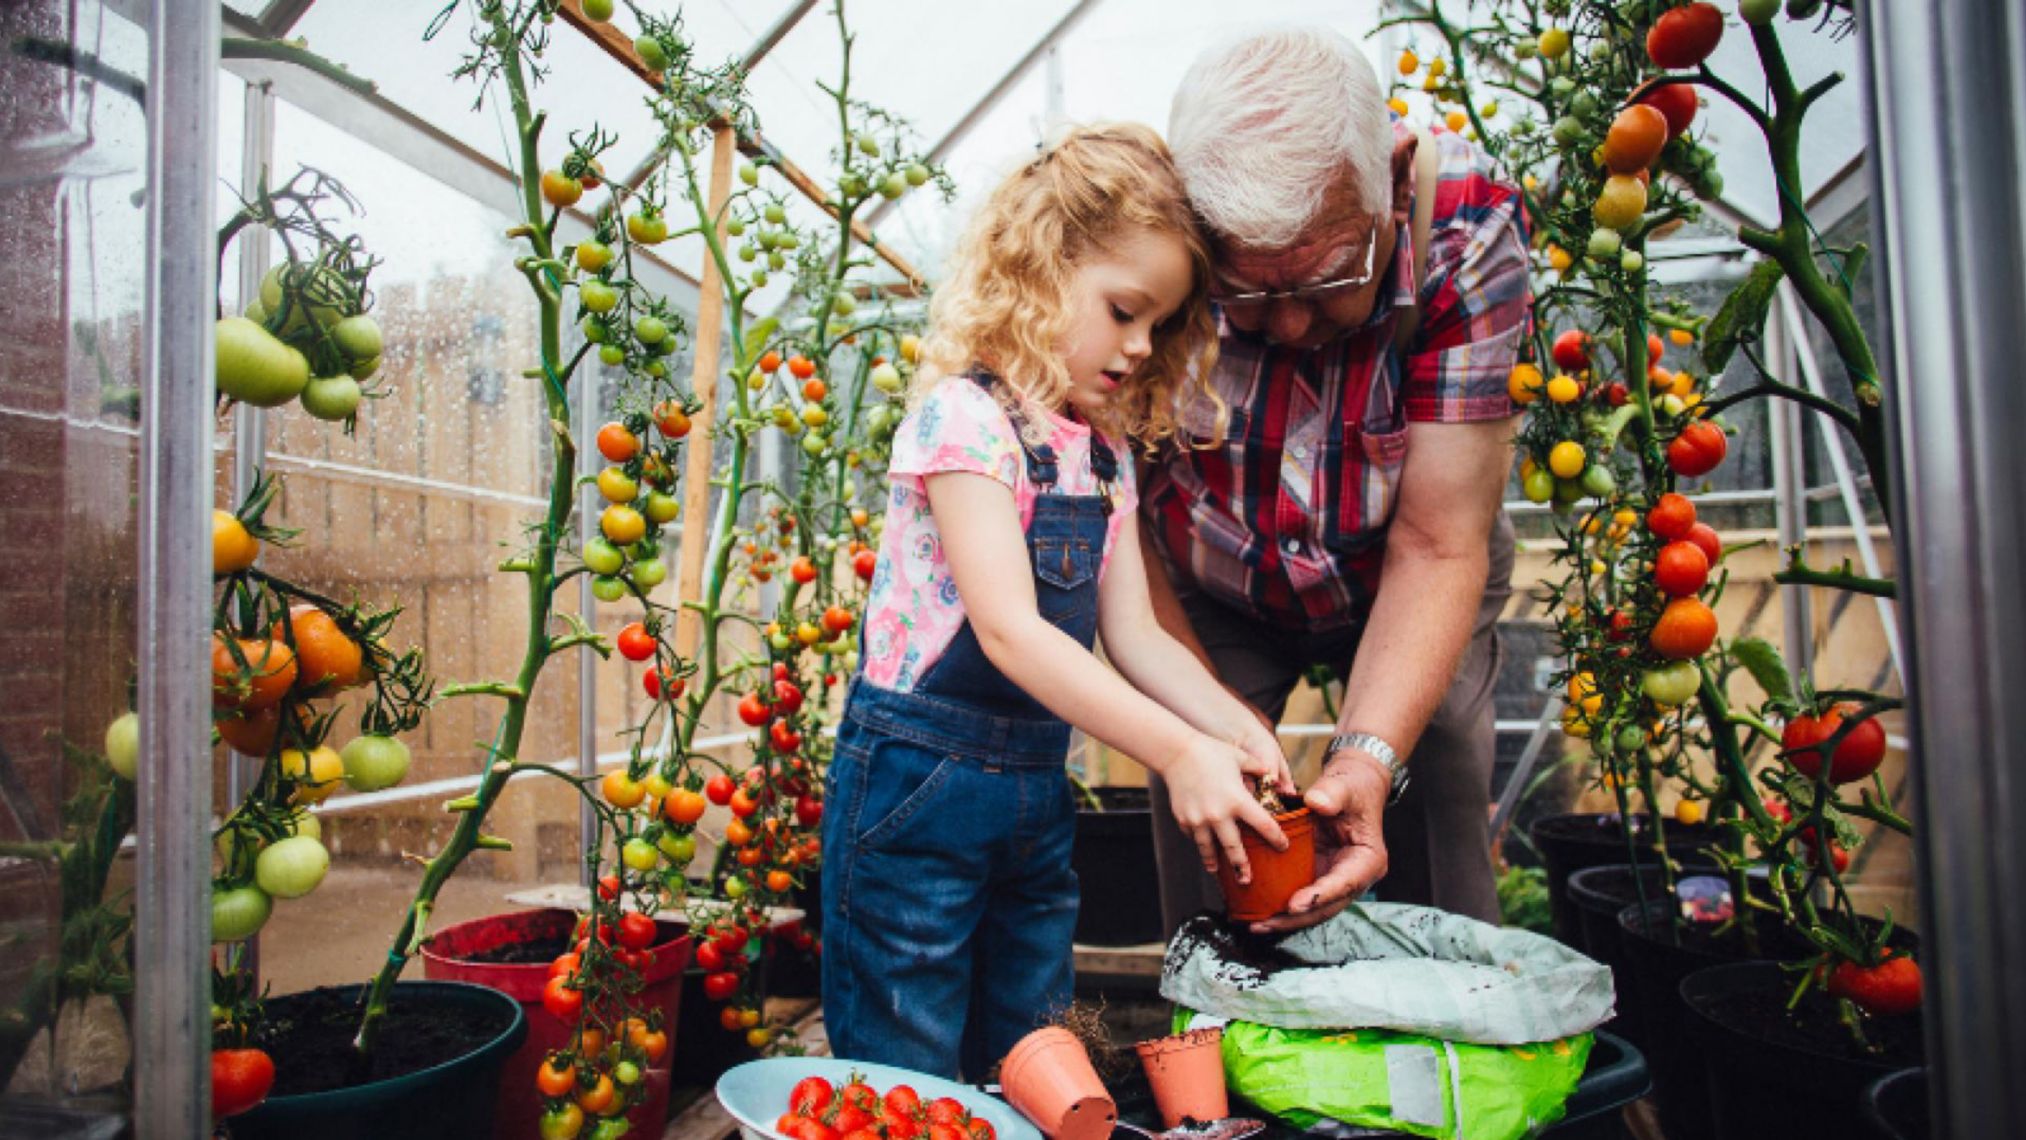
[[860, 378, 1139, 692]]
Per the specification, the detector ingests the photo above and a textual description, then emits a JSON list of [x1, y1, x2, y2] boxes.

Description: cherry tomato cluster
[[536, 898, 673, 1138], [584, 412, 693, 606], [776, 1075, 996, 1140]]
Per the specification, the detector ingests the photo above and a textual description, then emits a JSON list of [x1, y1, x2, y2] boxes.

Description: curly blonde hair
[[915, 122, 1222, 448]]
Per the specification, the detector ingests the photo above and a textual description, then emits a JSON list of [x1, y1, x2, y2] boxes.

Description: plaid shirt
[[1145, 122, 1530, 631]]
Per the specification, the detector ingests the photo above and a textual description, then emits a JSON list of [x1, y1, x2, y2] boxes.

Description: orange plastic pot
[[999, 1026, 1116, 1140], [1134, 1026, 1228, 1128], [1214, 807, 1315, 922]]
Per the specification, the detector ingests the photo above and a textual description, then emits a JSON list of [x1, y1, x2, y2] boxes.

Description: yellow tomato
[[1539, 27, 1571, 59], [282, 746, 344, 806], [1593, 174, 1649, 231], [1427, 56, 1447, 78], [1668, 327, 1695, 347], [899, 334, 921, 364], [1508, 363, 1544, 405], [1446, 110, 1469, 132], [1398, 49, 1419, 74], [596, 467, 638, 503], [1670, 370, 1696, 397], [1547, 245, 1574, 273], [213, 510, 259, 574], [1548, 440, 1587, 479], [600, 504, 646, 545], [1674, 799, 1705, 825], [1388, 97, 1411, 117], [1546, 374, 1582, 404], [1561, 707, 1591, 738]]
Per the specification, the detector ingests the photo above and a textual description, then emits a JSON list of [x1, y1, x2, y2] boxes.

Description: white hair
[[1169, 27, 1394, 249]]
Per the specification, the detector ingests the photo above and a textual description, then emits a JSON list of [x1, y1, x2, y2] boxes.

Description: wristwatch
[[1327, 732, 1409, 805]]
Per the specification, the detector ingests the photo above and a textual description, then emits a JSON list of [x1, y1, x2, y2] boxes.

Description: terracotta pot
[[1215, 808, 1315, 922], [1134, 1026, 1228, 1128], [999, 1026, 1117, 1140]]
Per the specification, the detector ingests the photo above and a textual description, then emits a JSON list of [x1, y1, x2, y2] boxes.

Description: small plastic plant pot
[[999, 1026, 1118, 1140], [1134, 1026, 1229, 1129], [1215, 808, 1316, 922]]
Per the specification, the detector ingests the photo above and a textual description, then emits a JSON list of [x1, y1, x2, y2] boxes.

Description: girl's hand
[[1165, 736, 1287, 885], [1231, 719, 1296, 799]]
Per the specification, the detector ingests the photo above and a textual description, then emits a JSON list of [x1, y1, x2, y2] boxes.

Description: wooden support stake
[[672, 124, 736, 661]]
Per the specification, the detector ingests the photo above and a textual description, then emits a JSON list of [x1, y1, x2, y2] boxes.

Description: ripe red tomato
[[705, 773, 737, 805], [929, 1126, 969, 1140], [1635, 79, 1699, 140], [925, 1098, 968, 1126], [1605, 382, 1629, 407], [1686, 522, 1723, 567], [1797, 824, 1852, 873], [597, 873, 621, 901], [788, 355, 817, 380], [617, 911, 657, 951], [212, 1048, 276, 1119], [596, 422, 638, 463], [1667, 420, 1728, 477], [884, 1085, 925, 1121], [1551, 328, 1590, 372], [542, 975, 584, 1021], [1648, 3, 1724, 70], [968, 1120, 996, 1140], [1648, 492, 1697, 540], [791, 556, 818, 584], [770, 719, 803, 754], [702, 971, 740, 1001], [840, 1081, 880, 1113], [738, 692, 771, 726], [616, 621, 655, 661], [729, 788, 759, 818], [1653, 540, 1711, 597], [759, 351, 783, 374], [644, 667, 683, 700], [790, 1075, 834, 1115], [795, 794, 824, 828], [886, 1115, 924, 1140], [853, 549, 878, 581], [654, 400, 692, 439], [548, 952, 580, 978], [822, 605, 855, 634], [1826, 953, 1922, 1015], [1783, 702, 1888, 784], [774, 679, 804, 713]]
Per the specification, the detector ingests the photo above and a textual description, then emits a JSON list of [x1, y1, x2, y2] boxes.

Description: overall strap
[[969, 372, 1060, 490]]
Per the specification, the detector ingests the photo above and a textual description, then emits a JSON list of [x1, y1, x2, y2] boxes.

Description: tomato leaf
[[740, 317, 780, 364], [1731, 636, 1797, 710], [1704, 258, 1784, 372]]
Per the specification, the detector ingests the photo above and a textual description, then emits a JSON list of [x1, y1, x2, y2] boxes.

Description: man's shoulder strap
[[1392, 124, 1442, 354]]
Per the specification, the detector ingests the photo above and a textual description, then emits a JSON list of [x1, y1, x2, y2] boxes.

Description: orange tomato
[[766, 870, 793, 893], [787, 356, 816, 380], [274, 605, 364, 693], [213, 510, 259, 574], [576, 1072, 616, 1115], [212, 635, 298, 711], [602, 771, 646, 809], [725, 818, 754, 847], [802, 378, 827, 402], [1650, 597, 1719, 660], [536, 1056, 576, 1098], [216, 704, 283, 756], [664, 788, 707, 825], [596, 422, 639, 463]]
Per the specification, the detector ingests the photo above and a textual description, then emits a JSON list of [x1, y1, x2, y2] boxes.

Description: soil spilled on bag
[[261, 985, 515, 1097], [1165, 915, 1312, 990]]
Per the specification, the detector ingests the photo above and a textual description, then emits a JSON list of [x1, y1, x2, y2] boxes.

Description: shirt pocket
[[1333, 423, 1410, 551]]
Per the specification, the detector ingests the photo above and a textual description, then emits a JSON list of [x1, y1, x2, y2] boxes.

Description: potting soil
[[262, 986, 516, 1096]]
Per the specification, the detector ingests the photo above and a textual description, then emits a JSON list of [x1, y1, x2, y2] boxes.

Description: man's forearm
[[1335, 543, 1489, 761]]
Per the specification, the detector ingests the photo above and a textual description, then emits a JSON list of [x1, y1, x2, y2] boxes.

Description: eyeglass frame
[[1207, 222, 1383, 307]]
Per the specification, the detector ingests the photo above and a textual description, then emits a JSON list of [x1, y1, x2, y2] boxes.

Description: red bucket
[[422, 908, 692, 1139]]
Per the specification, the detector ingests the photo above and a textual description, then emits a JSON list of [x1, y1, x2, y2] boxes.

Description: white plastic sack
[[1159, 902, 1614, 1046]]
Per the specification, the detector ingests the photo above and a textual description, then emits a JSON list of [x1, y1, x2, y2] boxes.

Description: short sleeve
[[1403, 143, 1532, 423], [889, 378, 1023, 489]]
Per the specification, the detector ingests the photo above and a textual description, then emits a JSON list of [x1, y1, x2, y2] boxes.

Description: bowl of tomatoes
[[716, 1058, 1040, 1140]]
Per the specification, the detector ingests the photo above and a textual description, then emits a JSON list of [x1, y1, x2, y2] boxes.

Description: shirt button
[[1290, 445, 1308, 461], [1282, 538, 1301, 556]]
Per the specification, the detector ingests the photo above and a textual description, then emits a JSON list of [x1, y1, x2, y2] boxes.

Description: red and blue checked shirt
[[1144, 121, 1531, 631]]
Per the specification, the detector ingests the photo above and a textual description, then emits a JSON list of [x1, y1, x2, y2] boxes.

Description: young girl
[[821, 123, 1294, 1078]]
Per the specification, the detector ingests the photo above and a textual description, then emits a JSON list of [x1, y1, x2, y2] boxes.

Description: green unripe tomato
[[584, 537, 625, 576], [739, 163, 760, 187], [1570, 91, 1599, 117], [599, 344, 627, 366], [582, 0, 613, 19], [1554, 476, 1588, 504], [644, 491, 680, 525], [724, 877, 748, 900], [768, 251, 786, 271], [764, 204, 786, 225], [1552, 117, 1585, 148], [332, 314, 383, 361], [104, 712, 139, 780], [300, 375, 364, 422], [769, 632, 794, 653], [631, 557, 668, 589], [801, 432, 828, 457], [1620, 250, 1646, 273], [622, 837, 659, 872], [254, 835, 329, 899], [1580, 464, 1618, 497], [591, 575, 627, 603], [580, 279, 619, 313], [581, 316, 609, 344], [211, 885, 272, 942], [905, 163, 930, 187], [657, 830, 696, 865], [832, 291, 857, 316], [879, 173, 907, 200], [635, 35, 669, 72], [1641, 660, 1701, 706], [870, 363, 904, 393], [726, 218, 747, 237], [1521, 469, 1556, 503], [1615, 725, 1648, 753], [856, 133, 880, 157], [341, 734, 411, 792], [615, 1061, 642, 1086], [1586, 228, 1623, 259]]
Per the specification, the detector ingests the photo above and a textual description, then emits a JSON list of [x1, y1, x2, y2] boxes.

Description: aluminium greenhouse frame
[[119, 0, 2026, 1135]]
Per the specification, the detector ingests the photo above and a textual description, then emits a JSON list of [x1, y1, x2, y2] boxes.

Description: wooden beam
[[555, 0, 924, 291], [672, 125, 737, 662]]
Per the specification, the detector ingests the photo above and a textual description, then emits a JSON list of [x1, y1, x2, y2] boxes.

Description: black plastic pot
[[232, 981, 526, 1140], [1072, 785, 1163, 947], [1681, 962, 1920, 1140], [1861, 1068, 1930, 1140], [1566, 864, 1708, 1047], [1531, 813, 1719, 949], [1615, 899, 1759, 1140]]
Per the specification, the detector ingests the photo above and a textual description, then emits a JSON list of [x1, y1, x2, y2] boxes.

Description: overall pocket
[[856, 737, 962, 852], [1031, 534, 1098, 622]]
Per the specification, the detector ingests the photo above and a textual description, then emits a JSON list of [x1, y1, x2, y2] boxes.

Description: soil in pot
[[1530, 813, 1721, 949], [263, 984, 514, 1096], [1682, 961, 1923, 1140], [1072, 786, 1164, 947]]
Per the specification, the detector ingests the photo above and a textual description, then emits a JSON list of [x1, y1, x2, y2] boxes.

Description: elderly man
[[1140, 27, 1529, 933]]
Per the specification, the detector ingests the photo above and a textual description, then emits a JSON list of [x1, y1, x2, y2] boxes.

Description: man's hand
[[1248, 751, 1392, 934]]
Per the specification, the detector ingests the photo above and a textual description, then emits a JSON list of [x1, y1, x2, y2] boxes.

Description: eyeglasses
[[1209, 226, 1380, 307]]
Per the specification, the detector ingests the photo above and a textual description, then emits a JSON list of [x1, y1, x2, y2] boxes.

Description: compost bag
[[1160, 904, 1614, 1140]]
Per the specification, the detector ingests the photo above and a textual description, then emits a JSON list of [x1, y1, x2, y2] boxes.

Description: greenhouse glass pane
[[0, 0, 145, 1130], [293, 0, 669, 177], [245, 100, 588, 992]]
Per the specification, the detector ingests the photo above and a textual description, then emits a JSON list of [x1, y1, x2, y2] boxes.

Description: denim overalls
[[821, 374, 1118, 1079]]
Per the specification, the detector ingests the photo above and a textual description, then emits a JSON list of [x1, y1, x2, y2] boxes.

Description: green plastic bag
[[1175, 1009, 1592, 1140]]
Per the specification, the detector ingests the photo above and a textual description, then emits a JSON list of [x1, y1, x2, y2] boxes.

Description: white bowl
[[717, 1056, 1042, 1140]]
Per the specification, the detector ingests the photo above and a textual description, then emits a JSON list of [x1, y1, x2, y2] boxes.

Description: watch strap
[[1327, 732, 1409, 805]]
